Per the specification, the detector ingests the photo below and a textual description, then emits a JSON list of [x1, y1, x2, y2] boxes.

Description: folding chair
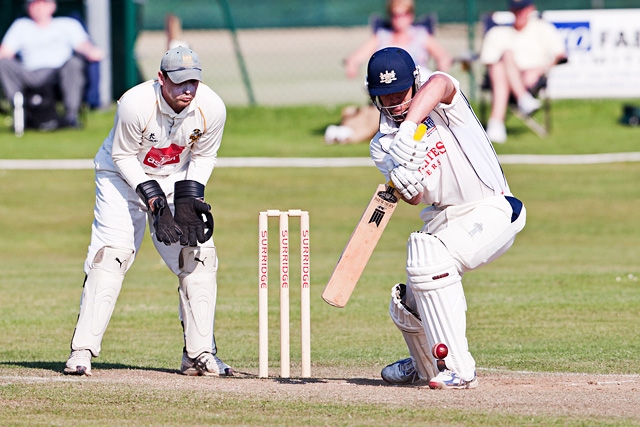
[[10, 54, 98, 135]]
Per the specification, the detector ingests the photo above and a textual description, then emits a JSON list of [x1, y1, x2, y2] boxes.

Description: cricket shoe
[[63, 349, 92, 376], [381, 357, 423, 385], [181, 351, 234, 376], [429, 370, 478, 390]]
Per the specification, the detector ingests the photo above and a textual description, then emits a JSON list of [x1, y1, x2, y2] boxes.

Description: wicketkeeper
[[64, 47, 233, 377], [366, 47, 526, 389]]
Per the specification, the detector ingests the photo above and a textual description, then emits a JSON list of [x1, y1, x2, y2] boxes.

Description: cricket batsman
[[366, 47, 526, 389], [64, 47, 233, 377]]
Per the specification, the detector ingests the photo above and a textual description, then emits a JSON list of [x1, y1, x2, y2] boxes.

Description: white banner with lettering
[[542, 9, 640, 99]]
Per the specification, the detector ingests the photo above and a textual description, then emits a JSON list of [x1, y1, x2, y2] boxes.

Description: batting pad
[[71, 246, 133, 356], [389, 283, 438, 381], [406, 232, 476, 381], [178, 246, 218, 358]]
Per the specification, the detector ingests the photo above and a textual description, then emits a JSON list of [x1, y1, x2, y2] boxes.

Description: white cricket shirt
[[370, 72, 511, 209], [95, 79, 226, 189]]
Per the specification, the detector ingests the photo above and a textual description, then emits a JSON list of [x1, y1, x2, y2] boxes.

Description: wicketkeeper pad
[[71, 246, 133, 356], [406, 232, 476, 381], [389, 283, 438, 381], [178, 246, 218, 358]]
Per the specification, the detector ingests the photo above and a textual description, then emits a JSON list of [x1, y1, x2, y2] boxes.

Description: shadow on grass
[[313, 123, 331, 137], [261, 376, 386, 387], [0, 361, 179, 375], [345, 377, 386, 386], [1, 362, 392, 386]]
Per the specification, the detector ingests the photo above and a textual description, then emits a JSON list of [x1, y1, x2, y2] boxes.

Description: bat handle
[[414, 122, 427, 141], [385, 181, 398, 197]]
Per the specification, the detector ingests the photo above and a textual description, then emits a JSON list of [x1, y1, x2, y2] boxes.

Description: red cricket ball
[[432, 342, 448, 359]]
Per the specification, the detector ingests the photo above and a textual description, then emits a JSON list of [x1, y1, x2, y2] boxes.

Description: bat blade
[[321, 123, 427, 308], [321, 184, 400, 308]]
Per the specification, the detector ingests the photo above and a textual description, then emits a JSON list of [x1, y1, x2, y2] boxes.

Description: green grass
[[1, 98, 639, 159], [1, 165, 638, 371], [1, 100, 639, 425]]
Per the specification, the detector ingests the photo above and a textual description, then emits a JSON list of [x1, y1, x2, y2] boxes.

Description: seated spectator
[[480, 0, 566, 143], [325, 0, 452, 145], [0, 0, 103, 129]]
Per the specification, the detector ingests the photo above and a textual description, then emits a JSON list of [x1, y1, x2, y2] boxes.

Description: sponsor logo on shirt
[[418, 141, 446, 177], [143, 144, 185, 168]]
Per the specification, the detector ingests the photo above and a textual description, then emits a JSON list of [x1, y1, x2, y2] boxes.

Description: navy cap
[[508, 0, 533, 10], [366, 47, 417, 97], [160, 46, 202, 83]]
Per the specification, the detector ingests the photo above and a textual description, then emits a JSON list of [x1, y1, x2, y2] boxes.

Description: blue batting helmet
[[366, 47, 419, 97]]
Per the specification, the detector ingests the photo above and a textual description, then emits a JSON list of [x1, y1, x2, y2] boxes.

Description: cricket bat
[[322, 123, 427, 308]]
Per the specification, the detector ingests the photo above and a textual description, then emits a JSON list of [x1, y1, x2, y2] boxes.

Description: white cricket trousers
[[420, 195, 526, 274]]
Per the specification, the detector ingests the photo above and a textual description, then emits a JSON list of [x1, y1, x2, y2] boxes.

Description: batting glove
[[386, 160, 425, 200], [389, 121, 428, 171], [136, 180, 183, 246], [173, 180, 214, 246]]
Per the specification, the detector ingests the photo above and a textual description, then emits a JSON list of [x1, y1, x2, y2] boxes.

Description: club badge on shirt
[[190, 129, 203, 144]]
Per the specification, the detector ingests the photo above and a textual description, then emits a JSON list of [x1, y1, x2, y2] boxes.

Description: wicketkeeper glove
[[136, 180, 183, 246], [388, 121, 428, 171], [173, 180, 214, 246]]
